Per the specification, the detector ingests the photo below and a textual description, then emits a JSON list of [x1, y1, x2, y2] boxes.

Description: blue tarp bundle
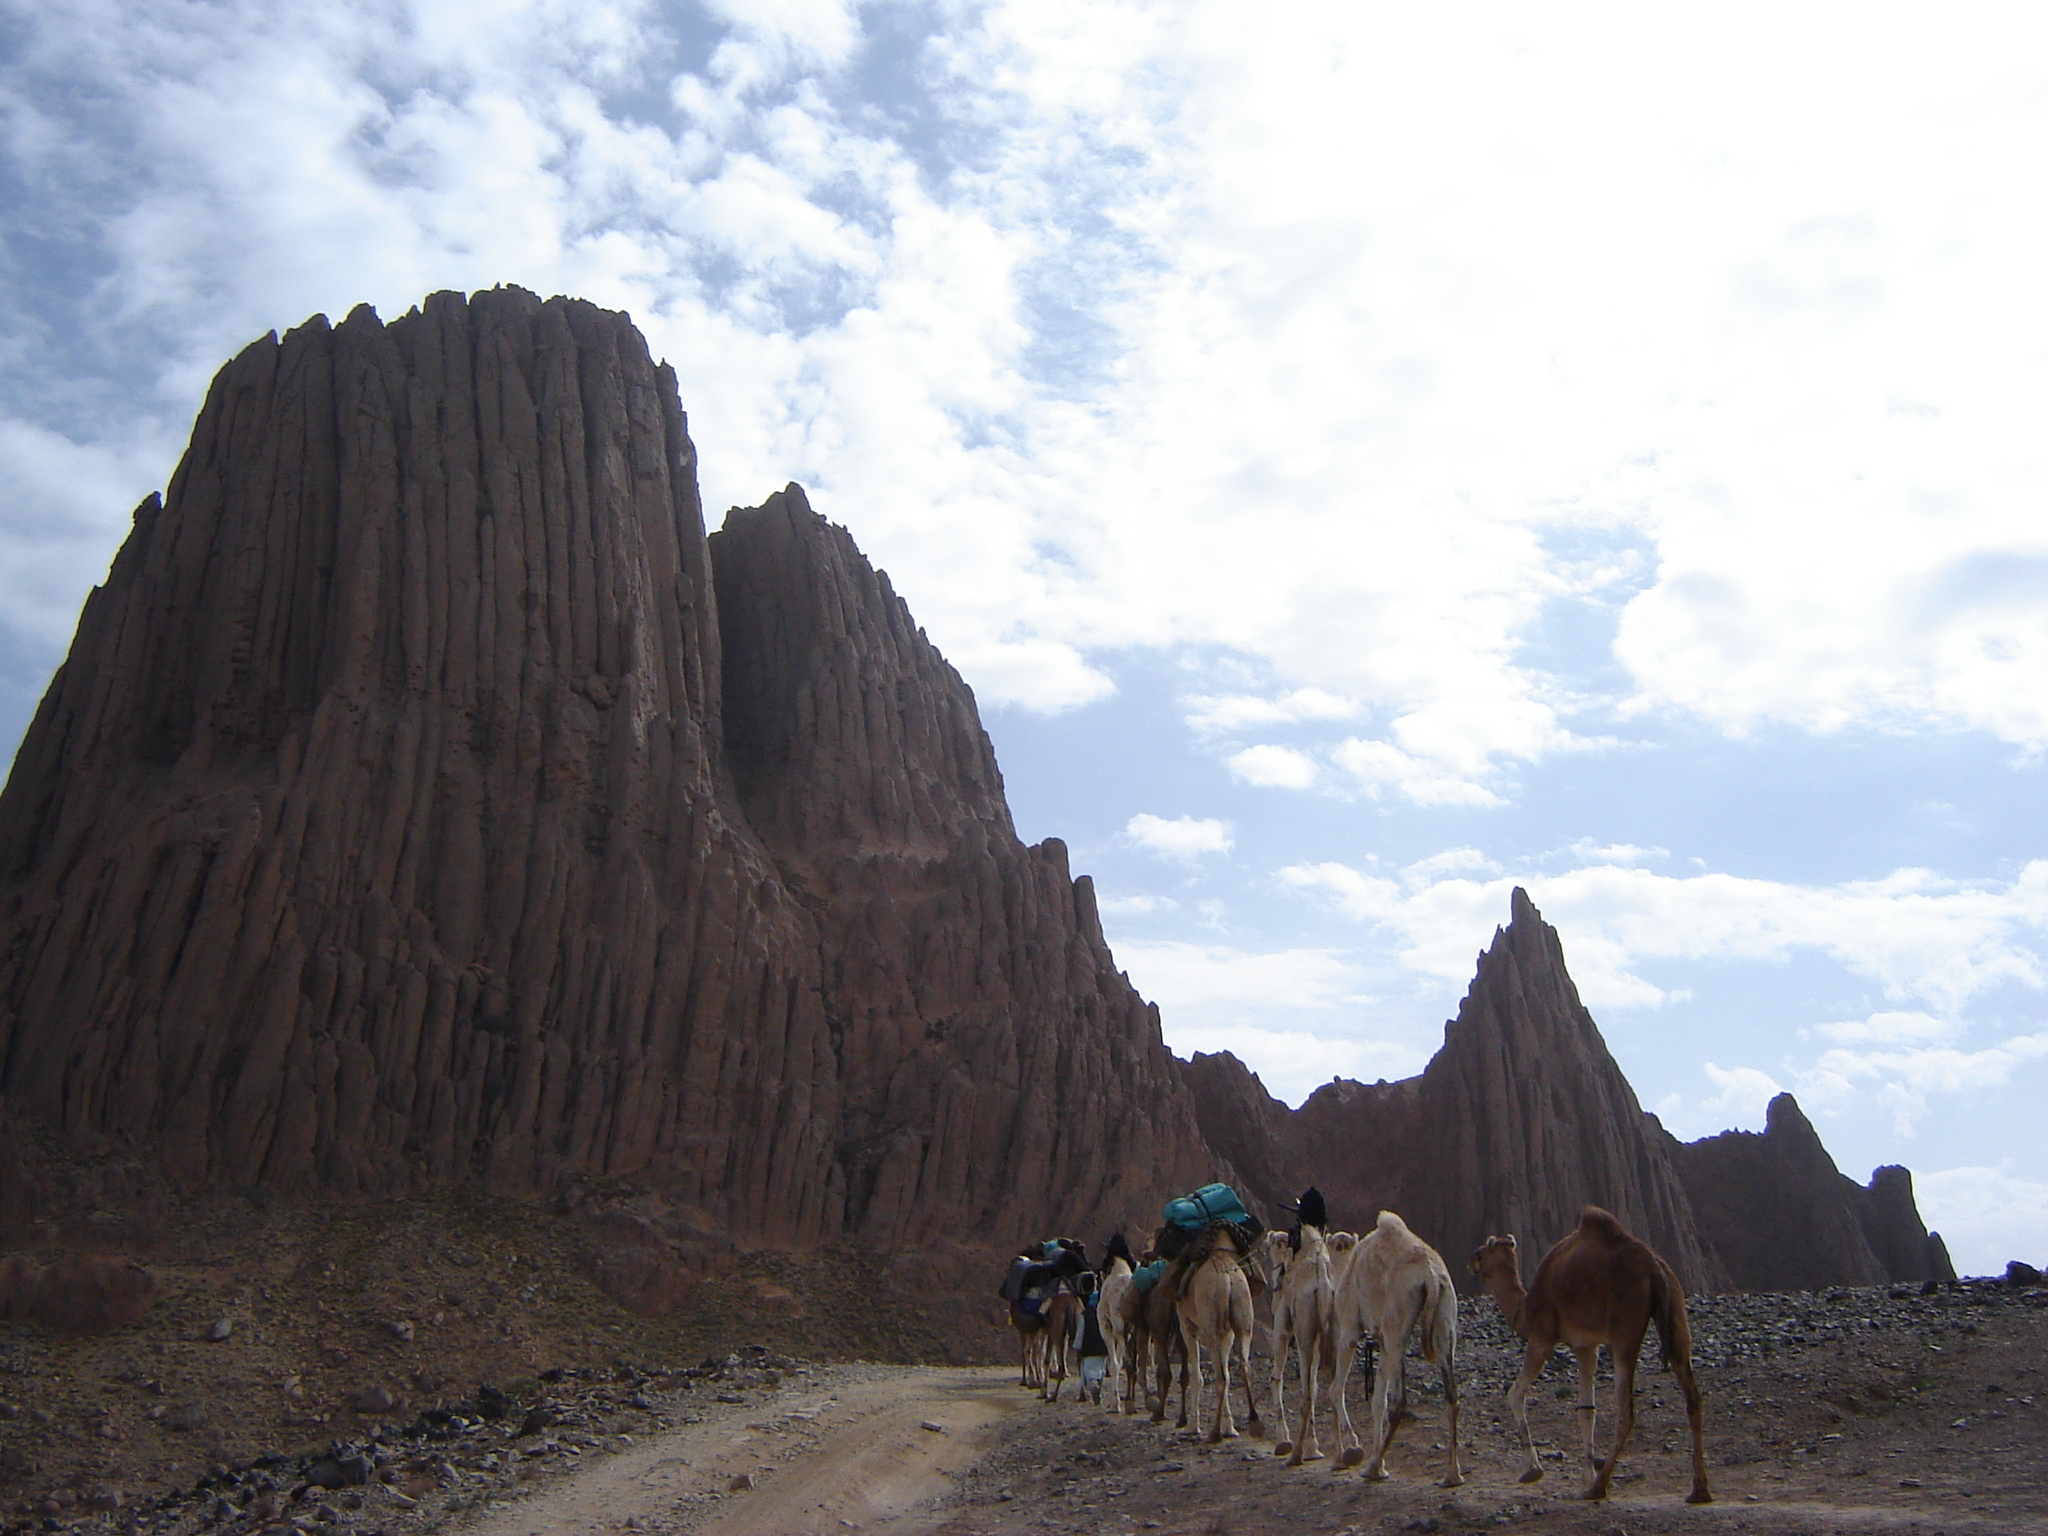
[[1162, 1182, 1252, 1231]]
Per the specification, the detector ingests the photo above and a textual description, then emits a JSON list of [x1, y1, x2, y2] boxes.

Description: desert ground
[[5, 1217, 2043, 1536]]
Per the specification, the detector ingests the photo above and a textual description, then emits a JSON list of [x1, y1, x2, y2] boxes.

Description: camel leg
[[1334, 1322, 1372, 1469], [1180, 1315, 1202, 1433], [1270, 1318, 1293, 1457], [1150, 1326, 1173, 1423], [1440, 1342, 1464, 1489], [1573, 1345, 1600, 1468], [1672, 1347, 1713, 1504], [1287, 1330, 1316, 1465], [1585, 1338, 1641, 1501], [1238, 1324, 1265, 1441], [1364, 1321, 1409, 1482], [1506, 1339, 1549, 1485], [1210, 1331, 1238, 1442]]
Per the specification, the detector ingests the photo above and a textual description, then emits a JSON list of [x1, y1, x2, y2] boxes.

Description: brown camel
[[1470, 1207, 1711, 1505]]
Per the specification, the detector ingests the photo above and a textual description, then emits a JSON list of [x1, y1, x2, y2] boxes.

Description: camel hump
[[1577, 1205, 1637, 1244], [1374, 1209, 1412, 1237]]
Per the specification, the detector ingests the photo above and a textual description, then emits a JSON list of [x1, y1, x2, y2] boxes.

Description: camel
[[1330, 1210, 1462, 1486], [1174, 1222, 1265, 1443], [1259, 1187, 1344, 1465], [1469, 1206, 1711, 1505], [1041, 1274, 1086, 1402], [1132, 1259, 1192, 1426], [1098, 1235, 1137, 1413]]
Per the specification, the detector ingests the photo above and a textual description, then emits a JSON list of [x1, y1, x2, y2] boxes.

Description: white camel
[[1260, 1189, 1347, 1465], [1098, 1235, 1137, 1414], [1329, 1209, 1463, 1487]]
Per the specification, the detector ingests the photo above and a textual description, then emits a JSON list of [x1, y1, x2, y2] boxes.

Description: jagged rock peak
[[711, 484, 1015, 863]]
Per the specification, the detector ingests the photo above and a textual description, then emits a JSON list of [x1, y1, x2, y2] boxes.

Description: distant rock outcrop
[[0, 289, 1211, 1282], [1186, 896, 1952, 1293], [1185, 889, 1723, 1290], [1669, 1095, 1955, 1289]]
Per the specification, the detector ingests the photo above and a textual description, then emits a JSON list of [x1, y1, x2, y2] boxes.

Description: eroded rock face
[[0, 289, 1210, 1271]]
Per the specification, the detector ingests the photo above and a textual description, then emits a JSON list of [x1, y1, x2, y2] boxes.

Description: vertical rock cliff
[[0, 289, 1211, 1263]]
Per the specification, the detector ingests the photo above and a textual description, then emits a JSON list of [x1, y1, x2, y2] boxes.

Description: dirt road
[[453, 1366, 1029, 1536]]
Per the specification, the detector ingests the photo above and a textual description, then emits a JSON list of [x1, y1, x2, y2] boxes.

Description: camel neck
[[1484, 1270, 1530, 1336]]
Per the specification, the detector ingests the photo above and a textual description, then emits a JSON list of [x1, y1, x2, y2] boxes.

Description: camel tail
[[1649, 1260, 1692, 1370], [1417, 1269, 1457, 1366]]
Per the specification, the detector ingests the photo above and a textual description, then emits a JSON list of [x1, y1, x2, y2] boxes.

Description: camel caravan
[[998, 1184, 1713, 1505]]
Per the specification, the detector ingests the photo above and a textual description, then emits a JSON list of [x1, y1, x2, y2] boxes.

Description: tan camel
[[1331, 1210, 1463, 1486], [1098, 1237, 1137, 1413], [1469, 1206, 1711, 1505], [1259, 1198, 1345, 1465], [1174, 1223, 1265, 1443]]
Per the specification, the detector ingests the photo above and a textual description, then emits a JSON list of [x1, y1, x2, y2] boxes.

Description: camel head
[[1469, 1234, 1519, 1283]]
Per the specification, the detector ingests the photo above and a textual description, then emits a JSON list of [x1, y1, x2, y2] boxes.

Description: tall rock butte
[[0, 288, 1949, 1298], [0, 288, 1212, 1265]]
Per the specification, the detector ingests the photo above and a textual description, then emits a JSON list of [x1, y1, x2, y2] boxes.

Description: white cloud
[[1282, 857, 2048, 1017], [1802, 1032, 2048, 1137], [9, 0, 2048, 772], [1812, 1010, 1959, 1046], [1124, 813, 1232, 861], [1691, 1062, 1783, 1135], [1185, 689, 1355, 734], [1564, 839, 1668, 867], [1096, 893, 1176, 917], [1914, 1166, 2048, 1278], [1226, 744, 1318, 789], [1165, 1024, 1429, 1110]]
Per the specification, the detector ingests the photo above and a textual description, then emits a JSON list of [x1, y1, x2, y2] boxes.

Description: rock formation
[[1670, 1096, 1955, 1290], [0, 288, 1212, 1282], [1184, 889, 1724, 1290], [1185, 893, 1953, 1293], [0, 287, 1949, 1304]]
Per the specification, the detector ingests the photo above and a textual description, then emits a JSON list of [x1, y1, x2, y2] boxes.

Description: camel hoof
[[1687, 1489, 1715, 1506], [1580, 1485, 1610, 1503], [1518, 1468, 1544, 1485], [1339, 1447, 1366, 1469], [1273, 1441, 1293, 1458], [1441, 1475, 1465, 1489], [1302, 1448, 1325, 1463]]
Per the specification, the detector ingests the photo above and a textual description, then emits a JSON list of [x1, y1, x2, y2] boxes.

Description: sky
[[1, 0, 2043, 1275]]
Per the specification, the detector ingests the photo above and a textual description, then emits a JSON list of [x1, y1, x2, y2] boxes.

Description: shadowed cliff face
[[1669, 1094, 1955, 1289], [0, 290, 1212, 1260]]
